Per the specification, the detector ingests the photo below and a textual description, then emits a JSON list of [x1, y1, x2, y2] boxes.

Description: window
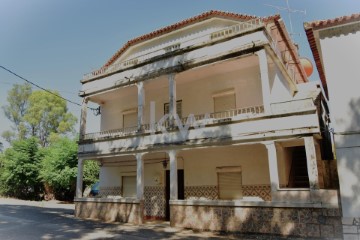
[[217, 166, 242, 200], [213, 91, 236, 112], [123, 109, 137, 128], [122, 176, 136, 198], [164, 100, 182, 118]]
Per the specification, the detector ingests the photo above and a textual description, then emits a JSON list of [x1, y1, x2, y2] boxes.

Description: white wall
[[319, 25, 360, 218], [181, 144, 270, 186]]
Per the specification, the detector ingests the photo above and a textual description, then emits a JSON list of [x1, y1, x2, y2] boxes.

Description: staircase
[[288, 147, 310, 188]]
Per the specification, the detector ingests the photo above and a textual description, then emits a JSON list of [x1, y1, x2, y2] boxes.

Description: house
[[75, 10, 341, 238], [305, 13, 360, 236]]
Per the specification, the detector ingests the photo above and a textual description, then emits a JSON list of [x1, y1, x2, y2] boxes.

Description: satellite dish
[[300, 57, 313, 77]]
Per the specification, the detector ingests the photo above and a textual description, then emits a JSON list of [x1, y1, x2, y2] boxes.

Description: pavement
[[0, 198, 237, 240]]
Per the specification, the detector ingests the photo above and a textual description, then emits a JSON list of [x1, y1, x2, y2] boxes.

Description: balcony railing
[[83, 19, 264, 81], [81, 105, 264, 141]]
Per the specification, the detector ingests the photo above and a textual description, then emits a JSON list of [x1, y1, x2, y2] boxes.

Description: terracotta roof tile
[[304, 13, 360, 98], [102, 10, 278, 68]]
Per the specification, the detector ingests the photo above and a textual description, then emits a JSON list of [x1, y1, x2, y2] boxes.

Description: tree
[[1, 83, 32, 142], [0, 141, 3, 153], [0, 137, 43, 199], [24, 90, 77, 147], [40, 137, 99, 201]]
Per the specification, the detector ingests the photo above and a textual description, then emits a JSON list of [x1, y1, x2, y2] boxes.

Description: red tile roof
[[304, 13, 360, 98], [103, 10, 278, 68]]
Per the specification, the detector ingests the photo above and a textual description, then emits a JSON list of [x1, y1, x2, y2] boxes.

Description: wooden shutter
[[122, 176, 136, 197], [123, 112, 137, 128], [217, 167, 242, 200], [164, 100, 182, 118], [214, 94, 236, 112]]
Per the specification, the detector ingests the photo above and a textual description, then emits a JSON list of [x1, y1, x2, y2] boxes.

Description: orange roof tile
[[102, 10, 278, 68]]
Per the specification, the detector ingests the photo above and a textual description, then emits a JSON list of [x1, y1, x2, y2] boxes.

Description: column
[[257, 49, 271, 114], [137, 82, 145, 131], [265, 141, 280, 194], [168, 150, 178, 200], [79, 98, 88, 140], [136, 153, 144, 200], [168, 74, 176, 128], [76, 158, 85, 198], [304, 136, 320, 190]]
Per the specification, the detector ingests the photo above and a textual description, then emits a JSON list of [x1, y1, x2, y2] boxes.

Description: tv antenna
[[265, 0, 306, 38]]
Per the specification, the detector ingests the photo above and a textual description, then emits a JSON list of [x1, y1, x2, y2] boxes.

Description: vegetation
[[0, 83, 99, 201]]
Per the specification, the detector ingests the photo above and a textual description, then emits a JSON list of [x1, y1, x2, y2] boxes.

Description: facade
[[76, 11, 341, 238], [305, 13, 360, 233]]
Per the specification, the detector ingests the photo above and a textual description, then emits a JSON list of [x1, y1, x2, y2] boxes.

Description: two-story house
[[305, 13, 360, 238], [75, 10, 341, 238]]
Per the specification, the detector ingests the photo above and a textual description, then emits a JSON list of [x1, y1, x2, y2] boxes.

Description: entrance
[[165, 169, 184, 221]]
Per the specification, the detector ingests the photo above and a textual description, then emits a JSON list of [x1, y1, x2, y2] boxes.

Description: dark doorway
[[165, 169, 184, 221]]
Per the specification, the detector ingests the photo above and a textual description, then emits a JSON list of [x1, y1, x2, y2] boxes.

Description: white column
[[304, 136, 319, 190], [168, 150, 178, 200], [79, 98, 88, 140], [265, 142, 280, 193], [257, 49, 271, 114], [136, 153, 145, 200], [137, 82, 145, 131], [76, 158, 85, 198], [168, 74, 176, 127]]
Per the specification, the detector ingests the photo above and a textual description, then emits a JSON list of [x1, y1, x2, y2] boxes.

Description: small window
[[123, 110, 137, 128], [217, 166, 242, 200], [213, 92, 236, 112], [122, 176, 136, 198], [164, 100, 182, 118]]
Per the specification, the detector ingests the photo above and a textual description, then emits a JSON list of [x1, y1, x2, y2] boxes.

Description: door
[[165, 169, 184, 221]]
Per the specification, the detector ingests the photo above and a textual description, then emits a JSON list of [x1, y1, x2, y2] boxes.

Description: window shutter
[[218, 171, 242, 200], [214, 94, 236, 112], [164, 100, 182, 118], [123, 112, 137, 128], [122, 176, 136, 197]]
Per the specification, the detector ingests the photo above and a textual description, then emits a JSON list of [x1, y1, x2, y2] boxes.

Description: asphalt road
[[0, 198, 231, 240]]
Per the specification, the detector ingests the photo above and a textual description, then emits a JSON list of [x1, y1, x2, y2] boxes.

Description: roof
[[103, 10, 278, 68], [304, 13, 360, 98]]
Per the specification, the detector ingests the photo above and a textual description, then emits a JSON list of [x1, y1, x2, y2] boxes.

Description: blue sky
[[1, 0, 360, 147]]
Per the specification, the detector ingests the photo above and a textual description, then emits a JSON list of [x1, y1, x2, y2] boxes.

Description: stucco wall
[[319, 26, 360, 218]]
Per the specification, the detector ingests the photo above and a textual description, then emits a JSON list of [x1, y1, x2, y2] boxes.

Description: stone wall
[[75, 199, 143, 224], [170, 204, 342, 239]]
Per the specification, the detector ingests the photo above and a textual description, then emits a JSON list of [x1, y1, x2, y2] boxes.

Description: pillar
[[304, 136, 320, 190], [137, 82, 145, 131], [76, 158, 85, 198], [168, 150, 178, 200], [168, 74, 176, 127], [257, 49, 271, 114], [79, 98, 88, 140], [265, 142, 280, 195], [136, 153, 144, 200]]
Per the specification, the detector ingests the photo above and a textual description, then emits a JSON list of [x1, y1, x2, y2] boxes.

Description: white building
[[76, 10, 341, 238], [305, 13, 360, 233]]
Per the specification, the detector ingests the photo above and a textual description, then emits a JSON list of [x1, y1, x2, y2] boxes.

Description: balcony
[[81, 105, 265, 142]]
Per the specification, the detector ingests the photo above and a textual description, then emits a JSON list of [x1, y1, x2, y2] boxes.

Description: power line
[[0, 65, 99, 113]]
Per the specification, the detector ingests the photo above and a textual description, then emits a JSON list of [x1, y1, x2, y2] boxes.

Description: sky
[[1, 0, 360, 148]]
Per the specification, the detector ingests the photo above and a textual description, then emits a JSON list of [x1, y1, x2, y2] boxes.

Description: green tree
[[0, 137, 43, 199], [24, 90, 77, 147], [40, 137, 99, 201], [1, 83, 32, 142]]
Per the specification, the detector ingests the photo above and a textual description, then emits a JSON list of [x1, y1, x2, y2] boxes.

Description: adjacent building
[[75, 10, 341, 238], [305, 13, 360, 232]]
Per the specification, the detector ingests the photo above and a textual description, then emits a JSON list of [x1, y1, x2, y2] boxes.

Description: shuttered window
[[164, 100, 182, 118], [214, 93, 236, 112], [123, 111, 137, 128], [122, 176, 136, 198], [217, 167, 242, 200]]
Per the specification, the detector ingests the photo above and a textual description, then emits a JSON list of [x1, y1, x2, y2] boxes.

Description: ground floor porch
[[75, 136, 341, 238]]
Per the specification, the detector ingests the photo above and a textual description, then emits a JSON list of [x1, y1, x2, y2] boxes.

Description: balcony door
[[123, 111, 137, 129]]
